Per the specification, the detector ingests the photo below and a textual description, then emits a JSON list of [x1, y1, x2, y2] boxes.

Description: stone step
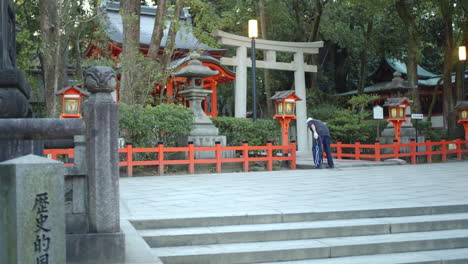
[[131, 204, 468, 230], [253, 248, 468, 264], [140, 213, 468, 247], [154, 229, 468, 264]]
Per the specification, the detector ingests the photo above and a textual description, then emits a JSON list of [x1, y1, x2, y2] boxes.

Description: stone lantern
[[455, 101, 468, 140], [172, 51, 229, 158], [383, 97, 411, 143], [56, 85, 89, 118], [271, 90, 302, 146]]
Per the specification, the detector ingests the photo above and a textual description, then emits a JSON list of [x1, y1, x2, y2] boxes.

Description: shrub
[[211, 117, 281, 146], [119, 103, 194, 147]]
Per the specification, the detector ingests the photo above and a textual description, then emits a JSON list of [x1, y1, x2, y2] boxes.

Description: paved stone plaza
[[119, 161, 468, 264], [120, 161, 468, 221]]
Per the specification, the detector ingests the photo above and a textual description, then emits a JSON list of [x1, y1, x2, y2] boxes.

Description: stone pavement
[[119, 161, 468, 263]]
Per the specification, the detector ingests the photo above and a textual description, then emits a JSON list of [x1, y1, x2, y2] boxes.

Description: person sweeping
[[307, 117, 335, 169]]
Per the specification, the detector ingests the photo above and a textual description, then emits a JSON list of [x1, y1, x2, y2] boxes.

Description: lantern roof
[[383, 97, 411, 107], [55, 85, 90, 96], [455, 101, 468, 109], [172, 52, 219, 78], [270, 90, 302, 101]]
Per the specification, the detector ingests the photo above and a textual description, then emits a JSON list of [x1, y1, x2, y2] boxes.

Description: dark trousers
[[312, 135, 334, 168]]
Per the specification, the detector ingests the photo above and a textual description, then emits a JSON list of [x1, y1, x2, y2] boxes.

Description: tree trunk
[[438, 0, 456, 136], [159, 0, 184, 103], [120, 0, 141, 105], [395, 0, 421, 113], [147, 0, 166, 60], [259, 0, 273, 118], [39, 0, 62, 117], [358, 20, 373, 94]]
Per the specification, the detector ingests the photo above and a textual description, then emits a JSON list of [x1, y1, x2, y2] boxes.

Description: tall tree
[[39, 0, 62, 117], [395, 0, 421, 113], [436, 0, 456, 135], [120, 0, 141, 105], [147, 0, 166, 60]]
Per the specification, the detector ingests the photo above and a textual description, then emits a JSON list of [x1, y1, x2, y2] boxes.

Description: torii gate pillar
[[215, 30, 323, 153]]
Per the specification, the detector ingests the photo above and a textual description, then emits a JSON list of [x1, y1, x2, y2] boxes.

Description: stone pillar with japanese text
[[0, 155, 65, 264]]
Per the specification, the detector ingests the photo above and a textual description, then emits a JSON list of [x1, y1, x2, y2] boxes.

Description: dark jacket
[[307, 120, 330, 137]]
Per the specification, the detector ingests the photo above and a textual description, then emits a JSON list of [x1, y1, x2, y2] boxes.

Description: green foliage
[[309, 97, 384, 144], [211, 117, 281, 146], [413, 120, 445, 141], [326, 109, 379, 144], [119, 103, 194, 147]]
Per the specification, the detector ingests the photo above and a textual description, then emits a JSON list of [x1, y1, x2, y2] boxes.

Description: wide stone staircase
[[130, 205, 468, 264]]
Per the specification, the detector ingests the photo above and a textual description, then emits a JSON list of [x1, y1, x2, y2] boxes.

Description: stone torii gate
[[214, 30, 323, 153]]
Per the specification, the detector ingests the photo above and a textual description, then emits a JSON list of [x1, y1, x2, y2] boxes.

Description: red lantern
[[383, 97, 411, 143], [56, 85, 89, 118], [455, 101, 468, 140], [271, 91, 302, 147]]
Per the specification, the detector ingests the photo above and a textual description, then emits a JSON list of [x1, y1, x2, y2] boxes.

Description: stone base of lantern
[[379, 122, 425, 154], [180, 135, 234, 159]]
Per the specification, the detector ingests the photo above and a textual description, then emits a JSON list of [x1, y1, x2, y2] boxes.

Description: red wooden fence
[[43, 139, 468, 176], [331, 138, 468, 163], [44, 141, 297, 176]]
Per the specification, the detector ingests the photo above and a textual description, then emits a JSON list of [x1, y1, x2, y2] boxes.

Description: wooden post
[[355, 142, 361, 160], [441, 138, 448, 162], [337, 142, 343, 159], [243, 141, 249, 172], [410, 139, 417, 164], [211, 81, 218, 117], [291, 141, 296, 170], [266, 141, 273, 171], [215, 141, 222, 173], [126, 144, 133, 177], [374, 141, 381, 162], [393, 139, 399, 159], [426, 139, 433, 163], [188, 141, 195, 174], [456, 138, 462, 160], [158, 142, 164, 175]]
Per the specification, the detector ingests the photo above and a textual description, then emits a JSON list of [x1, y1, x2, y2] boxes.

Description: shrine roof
[[383, 97, 411, 107], [385, 58, 439, 79], [455, 101, 468, 109], [337, 70, 467, 96], [270, 90, 301, 100], [102, 2, 223, 52], [55, 85, 90, 96], [170, 54, 235, 78]]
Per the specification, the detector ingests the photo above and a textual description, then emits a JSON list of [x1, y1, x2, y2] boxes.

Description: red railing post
[[393, 139, 399, 159], [126, 144, 133, 177], [266, 141, 273, 171], [355, 142, 361, 160], [336, 142, 342, 159], [215, 141, 222, 173], [456, 138, 462, 160], [158, 142, 165, 175], [291, 141, 296, 170], [426, 139, 433, 163], [243, 141, 249, 172], [410, 139, 417, 164], [374, 141, 381, 162], [188, 141, 195, 174], [441, 138, 447, 162]]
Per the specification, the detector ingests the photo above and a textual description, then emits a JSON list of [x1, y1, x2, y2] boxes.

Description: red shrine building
[[85, 2, 235, 117]]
